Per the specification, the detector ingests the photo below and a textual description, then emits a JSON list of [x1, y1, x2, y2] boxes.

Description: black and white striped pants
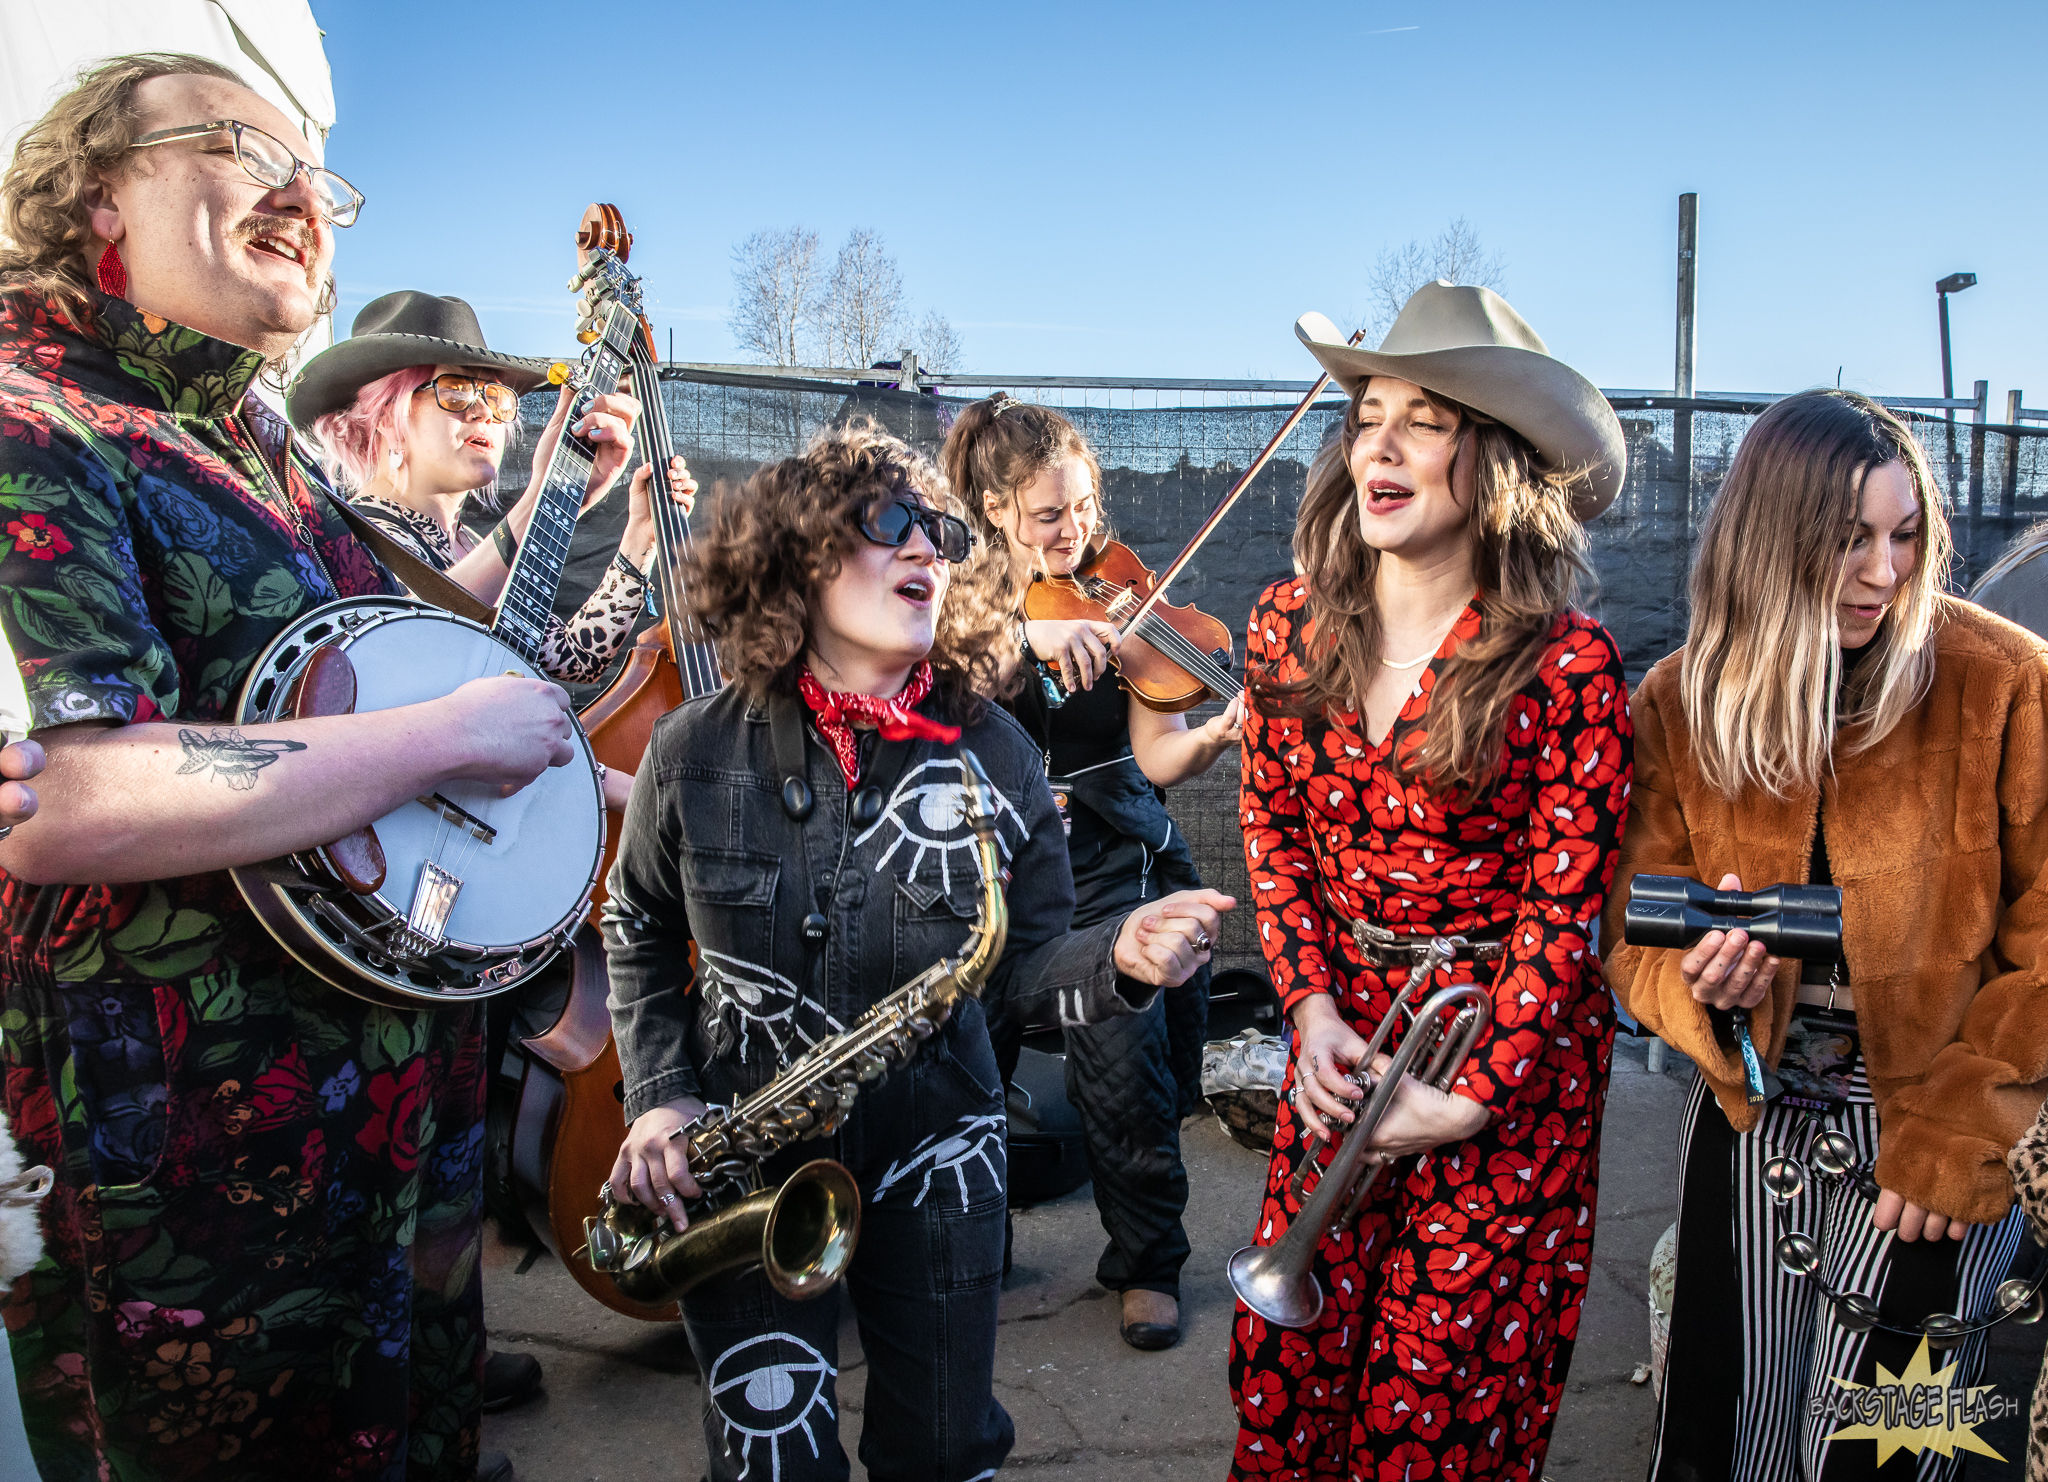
[[1650, 1059, 2028, 1481]]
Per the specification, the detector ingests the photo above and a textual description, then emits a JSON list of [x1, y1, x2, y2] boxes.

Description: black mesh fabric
[[487, 372, 2048, 975]]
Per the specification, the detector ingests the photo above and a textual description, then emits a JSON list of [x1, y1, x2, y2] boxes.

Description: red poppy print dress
[[1228, 579, 1632, 1482]]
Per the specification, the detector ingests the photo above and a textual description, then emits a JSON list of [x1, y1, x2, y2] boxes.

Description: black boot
[[482, 1349, 544, 1413]]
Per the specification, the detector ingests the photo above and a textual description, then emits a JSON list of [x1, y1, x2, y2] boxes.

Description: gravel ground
[[480, 1034, 2043, 1480]]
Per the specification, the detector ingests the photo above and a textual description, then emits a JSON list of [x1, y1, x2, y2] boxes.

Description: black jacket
[[603, 686, 1155, 1122]]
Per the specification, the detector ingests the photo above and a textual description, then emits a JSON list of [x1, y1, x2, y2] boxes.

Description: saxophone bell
[[586, 1159, 862, 1304]]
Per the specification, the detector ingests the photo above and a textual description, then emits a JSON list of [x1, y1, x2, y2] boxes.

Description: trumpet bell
[[1228, 1242, 1324, 1329]]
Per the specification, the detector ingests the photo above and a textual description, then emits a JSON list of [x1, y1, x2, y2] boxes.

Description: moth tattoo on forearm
[[176, 728, 307, 790]]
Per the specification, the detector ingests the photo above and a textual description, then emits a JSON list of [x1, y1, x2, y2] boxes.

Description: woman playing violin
[[943, 395, 1243, 1351]]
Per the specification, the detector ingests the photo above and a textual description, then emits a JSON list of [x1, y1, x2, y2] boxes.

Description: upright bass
[[504, 204, 723, 1321]]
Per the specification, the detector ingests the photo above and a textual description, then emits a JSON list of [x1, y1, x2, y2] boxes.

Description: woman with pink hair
[[290, 291, 692, 811]]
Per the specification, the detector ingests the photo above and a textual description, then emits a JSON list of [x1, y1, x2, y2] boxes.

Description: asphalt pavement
[[480, 1034, 2043, 1480]]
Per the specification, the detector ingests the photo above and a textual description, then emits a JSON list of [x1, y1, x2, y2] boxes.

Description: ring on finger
[[658, 1193, 679, 1204], [1193, 928, 1213, 953]]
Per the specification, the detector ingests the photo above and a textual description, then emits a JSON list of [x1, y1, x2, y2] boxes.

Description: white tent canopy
[[0, 0, 335, 154]]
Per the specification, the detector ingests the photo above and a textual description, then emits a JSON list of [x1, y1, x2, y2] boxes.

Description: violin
[[1020, 326, 1366, 713], [1024, 540, 1236, 713]]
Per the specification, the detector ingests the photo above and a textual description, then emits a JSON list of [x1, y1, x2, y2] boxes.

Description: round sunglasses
[[862, 499, 975, 563], [129, 119, 365, 227], [416, 373, 520, 424]]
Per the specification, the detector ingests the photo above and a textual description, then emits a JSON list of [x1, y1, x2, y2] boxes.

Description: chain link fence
[[493, 372, 2048, 974]]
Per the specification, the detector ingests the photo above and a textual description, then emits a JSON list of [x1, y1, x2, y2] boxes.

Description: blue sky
[[317, 0, 2046, 406]]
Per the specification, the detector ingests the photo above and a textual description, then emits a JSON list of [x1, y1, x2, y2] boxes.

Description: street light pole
[[1936, 272, 1977, 424]]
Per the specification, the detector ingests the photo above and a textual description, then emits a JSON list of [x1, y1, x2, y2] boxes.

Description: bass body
[[500, 204, 719, 1321]]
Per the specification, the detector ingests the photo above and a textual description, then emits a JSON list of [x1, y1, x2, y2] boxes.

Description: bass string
[[629, 351, 725, 700]]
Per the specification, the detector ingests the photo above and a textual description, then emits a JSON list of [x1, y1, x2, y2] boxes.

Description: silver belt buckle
[[1349, 917, 1398, 966]]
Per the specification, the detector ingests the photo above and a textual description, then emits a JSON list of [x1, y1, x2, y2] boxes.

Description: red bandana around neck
[[797, 662, 962, 786]]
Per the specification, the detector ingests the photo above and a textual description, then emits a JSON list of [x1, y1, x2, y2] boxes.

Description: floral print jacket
[[0, 290, 487, 1480]]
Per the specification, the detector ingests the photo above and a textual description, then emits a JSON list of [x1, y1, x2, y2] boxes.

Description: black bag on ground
[[1006, 1046, 1090, 1205]]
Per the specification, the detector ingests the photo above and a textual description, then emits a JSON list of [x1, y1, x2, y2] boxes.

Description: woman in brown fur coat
[[1604, 389, 2047, 1481]]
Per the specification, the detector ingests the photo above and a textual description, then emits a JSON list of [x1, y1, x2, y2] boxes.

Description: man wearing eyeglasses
[[0, 55, 566, 1482]]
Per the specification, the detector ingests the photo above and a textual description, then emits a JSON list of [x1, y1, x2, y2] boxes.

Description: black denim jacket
[[603, 686, 1150, 1122]]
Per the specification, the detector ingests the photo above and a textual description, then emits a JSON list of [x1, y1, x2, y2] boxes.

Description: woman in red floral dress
[[1228, 286, 1633, 1482]]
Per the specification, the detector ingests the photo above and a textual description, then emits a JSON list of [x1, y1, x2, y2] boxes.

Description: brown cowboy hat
[[1296, 282, 1626, 518], [287, 290, 553, 430]]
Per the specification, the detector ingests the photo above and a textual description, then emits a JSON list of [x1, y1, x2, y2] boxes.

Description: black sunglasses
[[862, 499, 975, 563]]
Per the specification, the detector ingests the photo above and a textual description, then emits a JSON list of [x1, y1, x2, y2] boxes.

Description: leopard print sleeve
[[2009, 1100, 2048, 1245], [535, 558, 647, 684]]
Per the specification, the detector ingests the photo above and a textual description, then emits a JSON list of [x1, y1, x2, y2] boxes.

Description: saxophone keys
[[583, 1214, 627, 1271]]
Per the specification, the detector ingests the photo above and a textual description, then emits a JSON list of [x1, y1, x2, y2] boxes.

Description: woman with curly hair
[[1606, 389, 2048, 1482], [599, 420, 1231, 1482], [1228, 285, 1633, 1481]]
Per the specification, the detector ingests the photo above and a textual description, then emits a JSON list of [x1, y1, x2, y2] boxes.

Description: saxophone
[[585, 749, 1011, 1304]]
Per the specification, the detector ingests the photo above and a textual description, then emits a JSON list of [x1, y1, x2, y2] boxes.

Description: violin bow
[[1116, 329, 1366, 636]]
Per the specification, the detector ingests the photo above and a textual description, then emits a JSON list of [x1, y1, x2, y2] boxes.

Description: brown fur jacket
[[1604, 599, 2048, 1225]]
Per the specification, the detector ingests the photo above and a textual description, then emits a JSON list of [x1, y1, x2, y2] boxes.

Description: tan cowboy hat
[[287, 291, 553, 431], [1296, 282, 1626, 519]]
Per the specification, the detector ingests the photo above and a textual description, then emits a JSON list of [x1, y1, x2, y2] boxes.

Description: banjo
[[231, 251, 648, 1009]]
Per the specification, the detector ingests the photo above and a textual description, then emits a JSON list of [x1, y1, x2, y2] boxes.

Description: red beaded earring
[[95, 243, 127, 298]]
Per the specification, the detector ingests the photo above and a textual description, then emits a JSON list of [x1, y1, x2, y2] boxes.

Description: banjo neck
[[492, 269, 645, 665]]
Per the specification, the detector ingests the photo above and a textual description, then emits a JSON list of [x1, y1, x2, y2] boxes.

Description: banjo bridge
[[391, 860, 464, 961], [415, 791, 498, 845]]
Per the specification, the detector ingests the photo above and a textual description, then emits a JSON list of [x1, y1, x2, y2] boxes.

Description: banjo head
[[235, 599, 603, 1007]]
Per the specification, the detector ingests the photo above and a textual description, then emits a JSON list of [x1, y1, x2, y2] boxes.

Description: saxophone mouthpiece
[[959, 749, 998, 840]]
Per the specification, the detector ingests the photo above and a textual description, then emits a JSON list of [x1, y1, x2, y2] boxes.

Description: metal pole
[[1968, 379, 1988, 520], [1674, 194, 1698, 527], [1674, 194, 1698, 399], [1939, 291, 1955, 422], [2005, 391, 2024, 519]]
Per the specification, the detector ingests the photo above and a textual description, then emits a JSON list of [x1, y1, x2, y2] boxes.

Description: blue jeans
[[679, 1014, 1014, 1482]]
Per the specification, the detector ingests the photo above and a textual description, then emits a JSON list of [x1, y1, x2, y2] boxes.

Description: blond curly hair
[[683, 419, 1020, 723], [0, 54, 247, 312]]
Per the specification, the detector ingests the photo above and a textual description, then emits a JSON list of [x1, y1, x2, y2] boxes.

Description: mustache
[[231, 213, 320, 285]]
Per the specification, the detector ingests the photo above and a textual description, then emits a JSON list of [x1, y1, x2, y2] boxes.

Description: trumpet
[[585, 750, 1010, 1304], [1228, 950, 1492, 1330]]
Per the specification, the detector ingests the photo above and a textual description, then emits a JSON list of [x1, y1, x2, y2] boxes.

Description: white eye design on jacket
[[872, 1111, 1008, 1209], [707, 1331, 837, 1478], [855, 759, 1028, 893], [700, 949, 846, 1062]]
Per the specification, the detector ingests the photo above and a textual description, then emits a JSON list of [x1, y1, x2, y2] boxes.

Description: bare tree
[[729, 226, 823, 366], [729, 225, 963, 372], [820, 228, 906, 368], [906, 309, 964, 373], [1355, 218, 1508, 347]]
